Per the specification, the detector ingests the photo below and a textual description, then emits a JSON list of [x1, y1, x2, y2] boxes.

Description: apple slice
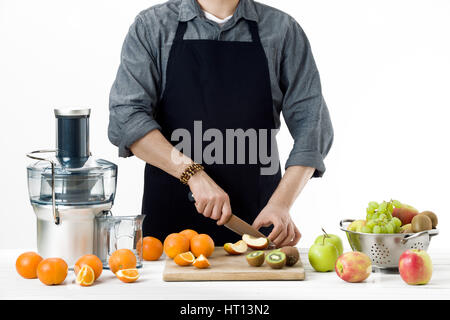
[[242, 234, 269, 250], [224, 240, 248, 255]]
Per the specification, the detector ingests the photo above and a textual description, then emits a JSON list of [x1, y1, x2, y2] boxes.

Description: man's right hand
[[187, 170, 232, 226]]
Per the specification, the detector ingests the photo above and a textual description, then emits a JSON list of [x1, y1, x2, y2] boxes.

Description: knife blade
[[188, 192, 275, 248]]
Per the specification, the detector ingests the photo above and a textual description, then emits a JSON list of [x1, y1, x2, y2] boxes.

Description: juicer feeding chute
[[26, 109, 117, 266]]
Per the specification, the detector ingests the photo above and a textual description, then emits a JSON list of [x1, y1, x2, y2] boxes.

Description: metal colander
[[339, 219, 439, 272]]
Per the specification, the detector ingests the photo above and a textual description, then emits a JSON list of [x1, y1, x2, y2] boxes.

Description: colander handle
[[339, 219, 355, 231], [401, 229, 439, 244]]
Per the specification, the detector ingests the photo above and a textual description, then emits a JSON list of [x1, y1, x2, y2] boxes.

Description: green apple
[[314, 233, 343, 256], [308, 241, 339, 272]]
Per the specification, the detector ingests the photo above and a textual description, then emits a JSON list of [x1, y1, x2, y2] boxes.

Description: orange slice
[[75, 265, 95, 286], [116, 268, 140, 283], [192, 254, 210, 269], [174, 251, 195, 266]]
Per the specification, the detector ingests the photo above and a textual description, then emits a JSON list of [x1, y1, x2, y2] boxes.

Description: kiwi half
[[265, 251, 286, 269], [279, 246, 299, 267], [246, 251, 265, 267]]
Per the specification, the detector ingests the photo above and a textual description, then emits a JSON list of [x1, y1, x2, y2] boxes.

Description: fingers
[[252, 216, 271, 231], [210, 200, 222, 220], [217, 201, 232, 226], [280, 222, 295, 247], [202, 202, 213, 218], [288, 224, 302, 246], [268, 220, 285, 245], [194, 199, 207, 214], [193, 189, 231, 223]]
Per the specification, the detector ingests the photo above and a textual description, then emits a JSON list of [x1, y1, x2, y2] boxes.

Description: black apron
[[142, 19, 281, 245]]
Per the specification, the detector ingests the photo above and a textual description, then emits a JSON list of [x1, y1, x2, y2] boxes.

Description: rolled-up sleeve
[[108, 15, 162, 157], [280, 20, 334, 177]]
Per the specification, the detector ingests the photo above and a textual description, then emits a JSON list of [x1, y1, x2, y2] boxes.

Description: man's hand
[[188, 170, 233, 225], [252, 202, 301, 247]]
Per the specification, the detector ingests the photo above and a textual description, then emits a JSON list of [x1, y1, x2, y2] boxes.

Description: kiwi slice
[[419, 211, 438, 228], [246, 251, 265, 267], [411, 214, 432, 233], [265, 251, 286, 269], [279, 246, 299, 267]]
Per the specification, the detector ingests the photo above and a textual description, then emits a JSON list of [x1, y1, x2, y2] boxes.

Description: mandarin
[[174, 251, 195, 266], [108, 249, 137, 274], [190, 234, 215, 258], [163, 233, 190, 259], [15, 251, 43, 279], [179, 229, 198, 242], [192, 254, 210, 269], [116, 268, 140, 283], [143, 236, 163, 261], [74, 254, 103, 280], [36, 258, 68, 285], [75, 265, 95, 287]]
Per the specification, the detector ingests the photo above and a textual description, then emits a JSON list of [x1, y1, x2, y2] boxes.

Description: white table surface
[[1, 248, 449, 300]]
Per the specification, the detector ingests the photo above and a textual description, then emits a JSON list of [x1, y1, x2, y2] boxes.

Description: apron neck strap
[[174, 20, 261, 43], [174, 21, 188, 41], [246, 20, 261, 43]]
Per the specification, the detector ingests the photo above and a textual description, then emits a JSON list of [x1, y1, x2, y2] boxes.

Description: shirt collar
[[178, 0, 259, 22]]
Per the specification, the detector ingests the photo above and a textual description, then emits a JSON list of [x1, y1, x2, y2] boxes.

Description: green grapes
[[361, 199, 403, 234]]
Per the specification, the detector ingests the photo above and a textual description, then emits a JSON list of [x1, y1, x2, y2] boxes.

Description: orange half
[[192, 254, 210, 269], [174, 251, 195, 266], [116, 268, 140, 283], [75, 265, 95, 286]]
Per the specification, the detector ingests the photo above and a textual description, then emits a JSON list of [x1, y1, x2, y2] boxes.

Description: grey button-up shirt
[[109, 0, 333, 177]]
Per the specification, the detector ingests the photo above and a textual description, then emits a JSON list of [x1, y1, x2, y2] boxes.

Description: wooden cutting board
[[163, 247, 305, 281]]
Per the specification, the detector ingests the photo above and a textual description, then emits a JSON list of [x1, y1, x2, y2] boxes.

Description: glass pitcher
[[94, 212, 145, 269]]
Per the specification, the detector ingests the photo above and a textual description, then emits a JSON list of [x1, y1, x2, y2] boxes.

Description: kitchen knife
[[187, 192, 275, 248]]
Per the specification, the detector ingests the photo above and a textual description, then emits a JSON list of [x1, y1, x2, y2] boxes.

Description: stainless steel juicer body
[[26, 109, 117, 267]]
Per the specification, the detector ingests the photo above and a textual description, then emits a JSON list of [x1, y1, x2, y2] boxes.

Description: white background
[[0, 0, 449, 251]]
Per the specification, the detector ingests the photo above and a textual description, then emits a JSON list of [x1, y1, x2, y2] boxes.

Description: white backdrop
[[1, 0, 449, 250]]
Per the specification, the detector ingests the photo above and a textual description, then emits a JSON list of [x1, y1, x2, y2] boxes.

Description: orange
[[15, 252, 43, 279], [75, 265, 95, 286], [36, 258, 68, 286], [190, 234, 215, 258], [179, 229, 198, 242], [108, 249, 137, 274], [192, 254, 210, 269], [74, 254, 103, 280], [143, 236, 163, 261], [116, 268, 140, 283], [163, 233, 190, 259], [174, 251, 195, 266]]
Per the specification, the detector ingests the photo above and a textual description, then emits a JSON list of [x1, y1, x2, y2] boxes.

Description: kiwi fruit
[[265, 251, 286, 269], [246, 251, 265, 267], [411, 214, 432, 233], [279, 246, 299, 267], [419, 211, 438, 228]]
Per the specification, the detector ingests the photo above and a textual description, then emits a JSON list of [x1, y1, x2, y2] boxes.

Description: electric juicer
[[26, 109, 117, 267]]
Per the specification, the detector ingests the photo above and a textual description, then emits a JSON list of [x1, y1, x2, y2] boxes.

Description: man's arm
[[130, 130, 233, 225], [252, 19, 334, 247]]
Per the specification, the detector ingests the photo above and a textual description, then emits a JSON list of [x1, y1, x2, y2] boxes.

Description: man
[[108, 0, 333, 247]]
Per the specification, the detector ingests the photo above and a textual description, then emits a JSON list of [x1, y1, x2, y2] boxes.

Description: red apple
[[335, 252, 372, 283], [392, 205, 419, 226], [223, 240, 248, 255], [399, 249, 432, 285], [242, 234, 269, 250]]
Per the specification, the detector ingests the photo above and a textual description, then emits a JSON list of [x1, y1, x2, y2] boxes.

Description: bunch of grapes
[[363, 200, 402, 234]]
